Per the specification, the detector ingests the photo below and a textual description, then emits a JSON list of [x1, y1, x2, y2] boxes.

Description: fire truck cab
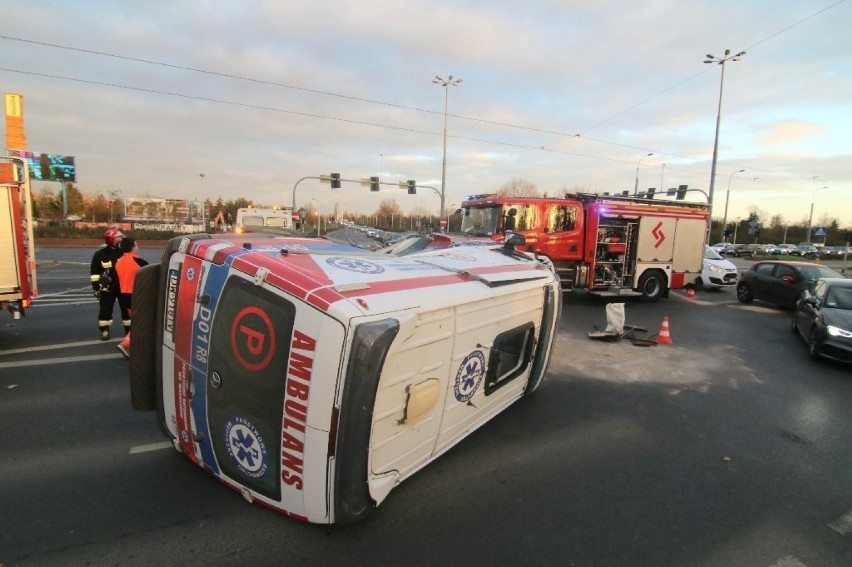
[[459, 192, 709, 300]]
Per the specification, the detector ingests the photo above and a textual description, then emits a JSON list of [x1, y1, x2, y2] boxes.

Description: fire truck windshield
[[460, 206, 502, 236]]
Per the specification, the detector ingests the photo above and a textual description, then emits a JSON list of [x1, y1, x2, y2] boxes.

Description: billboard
[[123, 197, 192, 222], [8, 150, 76, 182]]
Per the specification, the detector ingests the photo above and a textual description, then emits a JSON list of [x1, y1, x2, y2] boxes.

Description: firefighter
[[90, 228, 126, 340]]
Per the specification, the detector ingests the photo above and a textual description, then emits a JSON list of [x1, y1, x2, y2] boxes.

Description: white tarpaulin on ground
[[604, 303, 625, 335]]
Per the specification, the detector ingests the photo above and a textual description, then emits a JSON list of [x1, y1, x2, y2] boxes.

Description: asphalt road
[[0, 245, 849, 567]]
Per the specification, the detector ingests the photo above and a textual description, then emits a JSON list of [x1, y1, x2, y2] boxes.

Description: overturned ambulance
[[130, 233, 561, 523]]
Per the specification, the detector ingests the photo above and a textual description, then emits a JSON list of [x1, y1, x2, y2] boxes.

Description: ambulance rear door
[[161, 251, 345, 521]]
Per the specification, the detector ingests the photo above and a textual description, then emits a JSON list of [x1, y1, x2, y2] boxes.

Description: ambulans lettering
[[194, 305, 212, 365], [454, 350, 486, 402], [280, 330, 316, 490], [230, 306, 275, 372], [224, 416, 269, 479], [165, 269, 179, 334]]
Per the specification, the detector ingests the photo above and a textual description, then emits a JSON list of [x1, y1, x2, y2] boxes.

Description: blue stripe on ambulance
[[189, 260, 231, 473]]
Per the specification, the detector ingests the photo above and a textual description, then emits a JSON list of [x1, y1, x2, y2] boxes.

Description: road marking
[[829, 508, 852, 535], [0, 338, 121, 356], [0, 353, 122, 369], [129, 441, 173, 454], [31, 287, 97, 307], [769, 555, 808, 567]]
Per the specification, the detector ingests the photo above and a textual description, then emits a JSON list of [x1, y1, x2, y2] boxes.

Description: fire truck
[[0, 156, 36, 319], [459, 192, 709, 300]]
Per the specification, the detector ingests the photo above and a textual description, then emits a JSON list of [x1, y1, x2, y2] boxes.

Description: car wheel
[[694, 276, 704, 289], [807, 327, 821, 360], [736, 282, 753, 303], [638, 270, 666, 302]]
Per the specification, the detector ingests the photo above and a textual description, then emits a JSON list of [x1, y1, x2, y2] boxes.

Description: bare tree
[[496, 177, 539, 198]]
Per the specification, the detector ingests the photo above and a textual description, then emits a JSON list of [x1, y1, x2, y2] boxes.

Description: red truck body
[[459, 192, 710, 299]]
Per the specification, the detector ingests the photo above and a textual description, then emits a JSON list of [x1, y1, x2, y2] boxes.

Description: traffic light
[[675, 184, 688, 200], [370, 176, 380, 192], [330, 173, 341, 189], [646, 187, 656, 199], [407, 180, 416, 194]]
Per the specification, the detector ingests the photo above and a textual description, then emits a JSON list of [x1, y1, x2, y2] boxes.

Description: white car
[[695, 245, 738, 289]]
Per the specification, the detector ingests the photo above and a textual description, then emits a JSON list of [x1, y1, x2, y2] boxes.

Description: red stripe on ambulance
[[174, 256, 202, 460]]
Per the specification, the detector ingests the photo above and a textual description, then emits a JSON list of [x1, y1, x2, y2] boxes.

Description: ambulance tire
[[129, 263, 160, 411], [638, 270, 666, 302], [525, 282, 561, 396]]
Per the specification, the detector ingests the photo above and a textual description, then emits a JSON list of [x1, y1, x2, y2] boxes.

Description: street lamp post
[[704, 48, 745, 224], [633, 153, 653, 195], [432, 74, 462, 231], [199, 173, 206, 229], [807, 186, 828, 243], [721, 169, 745, 242]]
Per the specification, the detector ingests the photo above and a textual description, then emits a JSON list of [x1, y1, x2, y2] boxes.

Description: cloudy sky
[[2, 0, 851, 229]]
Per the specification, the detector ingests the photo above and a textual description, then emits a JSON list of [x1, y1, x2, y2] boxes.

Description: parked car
[[791, 278, 852, 362], [711, 242, 733, 255], [790, 243, 818, 257], [736, 260, 845, 308], [695, 245, 738, 289], [775, 244, 797, 255]]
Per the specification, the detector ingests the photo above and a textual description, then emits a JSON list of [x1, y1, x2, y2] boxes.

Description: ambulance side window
[[484, 323, 535, 395]]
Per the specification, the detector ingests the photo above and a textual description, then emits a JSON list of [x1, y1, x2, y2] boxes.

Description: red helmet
[[104, 228, 124, 246]]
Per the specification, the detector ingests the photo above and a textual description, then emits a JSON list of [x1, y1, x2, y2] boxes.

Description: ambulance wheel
[[129, 264, 160, 411], [638, 270, 665, 302]]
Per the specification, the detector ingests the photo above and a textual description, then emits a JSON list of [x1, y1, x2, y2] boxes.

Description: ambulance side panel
[[436, 285, 544, 453], [362, 285, 545, 492]]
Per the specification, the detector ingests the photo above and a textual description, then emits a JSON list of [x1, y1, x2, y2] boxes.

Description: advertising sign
[[9, 150, 76, 182], [123, 197, 191, 222]]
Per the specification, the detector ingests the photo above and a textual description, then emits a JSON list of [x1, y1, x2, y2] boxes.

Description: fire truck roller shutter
[[525, 280, 562, 396]]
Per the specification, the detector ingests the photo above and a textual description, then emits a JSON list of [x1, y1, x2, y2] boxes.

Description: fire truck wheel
[[130, 264, 160, 411], [638, 270, 666, 301]]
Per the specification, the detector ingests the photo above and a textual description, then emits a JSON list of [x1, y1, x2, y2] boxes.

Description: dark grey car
[[791, 278, 852, 362], [736, 260, 845, 308]]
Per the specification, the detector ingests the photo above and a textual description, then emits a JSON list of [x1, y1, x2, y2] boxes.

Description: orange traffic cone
[[657, 316, 673, 344], [686, 287, 696, 299]]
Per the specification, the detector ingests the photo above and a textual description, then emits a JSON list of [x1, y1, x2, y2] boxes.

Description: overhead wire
[[0, 2, 846, 189]]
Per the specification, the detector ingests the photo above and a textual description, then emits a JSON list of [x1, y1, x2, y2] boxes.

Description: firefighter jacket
[[90, 245, 123, 294]]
